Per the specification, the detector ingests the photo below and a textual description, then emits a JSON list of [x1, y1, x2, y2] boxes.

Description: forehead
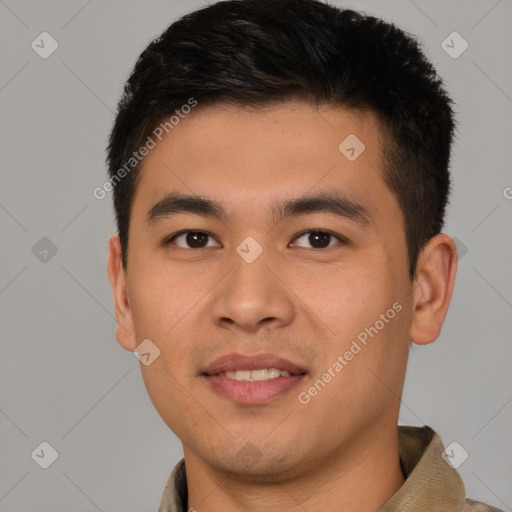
[[131, 100, 400, 229], [145, 100, 382, 166]]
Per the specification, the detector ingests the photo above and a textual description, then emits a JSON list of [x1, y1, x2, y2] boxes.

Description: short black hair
[[106, 0, 455, 279]]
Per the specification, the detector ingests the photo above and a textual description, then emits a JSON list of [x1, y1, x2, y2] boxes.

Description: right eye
[[164, 230, 222, 249]]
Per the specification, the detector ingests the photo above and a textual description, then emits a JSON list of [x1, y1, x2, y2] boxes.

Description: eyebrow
[[146, 191, 372, 227]]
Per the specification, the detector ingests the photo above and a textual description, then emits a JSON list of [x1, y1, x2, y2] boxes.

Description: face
[[112, 100, 417, 480]]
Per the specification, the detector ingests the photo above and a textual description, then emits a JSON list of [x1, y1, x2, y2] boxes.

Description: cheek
[[140, 362, 196, 437], [307, 254, 408, 379], [128, 266, 195, 340], [296, 261, 390, 342]]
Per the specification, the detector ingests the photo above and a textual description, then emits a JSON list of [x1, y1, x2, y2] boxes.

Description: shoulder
[[463, 498, 504, 511]]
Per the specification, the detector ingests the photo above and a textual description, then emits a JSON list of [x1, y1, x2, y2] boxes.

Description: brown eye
[[167, 231, 221, 249], [292, 230, 345, 249]]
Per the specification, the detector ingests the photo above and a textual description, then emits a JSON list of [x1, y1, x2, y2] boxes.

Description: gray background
[[1, 0, 511, 510]]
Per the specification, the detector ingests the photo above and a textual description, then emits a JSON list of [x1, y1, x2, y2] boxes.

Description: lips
[[202, 352, 307, 376], [201, 353, 308, 404]]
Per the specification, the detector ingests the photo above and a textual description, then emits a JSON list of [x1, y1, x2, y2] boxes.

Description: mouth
[[202, 353, 307, 405], [213, 368, 298, 380]]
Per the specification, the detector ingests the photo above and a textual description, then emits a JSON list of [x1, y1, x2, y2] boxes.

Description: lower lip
[[204, 374, 306, 405]]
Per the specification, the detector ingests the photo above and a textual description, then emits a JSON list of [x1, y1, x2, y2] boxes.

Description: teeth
[[268, 368, 280, 378], [218, 368, 293, 381], [235, 370, 251, 381], [250, 369, 268, 381]]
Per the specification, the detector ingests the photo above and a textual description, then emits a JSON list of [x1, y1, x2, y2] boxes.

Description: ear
[[410, 234, 458, 345], [107, 234, 137, 351]]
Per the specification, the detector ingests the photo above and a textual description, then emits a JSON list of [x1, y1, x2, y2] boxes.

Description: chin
[[202, 442, 309, 483]]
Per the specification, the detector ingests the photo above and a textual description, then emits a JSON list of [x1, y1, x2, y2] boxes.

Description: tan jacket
[[158, 425, 503, 511]]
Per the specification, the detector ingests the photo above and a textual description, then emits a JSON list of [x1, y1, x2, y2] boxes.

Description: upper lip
[[202, 353, 307, 376]]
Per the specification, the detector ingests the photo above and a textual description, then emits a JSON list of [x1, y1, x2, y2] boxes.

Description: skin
[[107, 99, 457, 512]]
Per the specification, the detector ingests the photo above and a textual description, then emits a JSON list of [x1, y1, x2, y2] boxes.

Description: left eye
[[291, 230, 345, 249]]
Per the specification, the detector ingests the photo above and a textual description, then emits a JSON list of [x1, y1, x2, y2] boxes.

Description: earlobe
[[409, 234, 458, 345], [106, 234, 138, 351]]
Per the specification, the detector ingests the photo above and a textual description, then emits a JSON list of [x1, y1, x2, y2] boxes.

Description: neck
[[183, 423, 405, 512]]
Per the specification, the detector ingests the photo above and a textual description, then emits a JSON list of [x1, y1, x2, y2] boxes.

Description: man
[[105, 0, 502, 510]]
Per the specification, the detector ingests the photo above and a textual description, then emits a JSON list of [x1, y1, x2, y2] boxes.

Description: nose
[[209, 250, 295, 333]]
